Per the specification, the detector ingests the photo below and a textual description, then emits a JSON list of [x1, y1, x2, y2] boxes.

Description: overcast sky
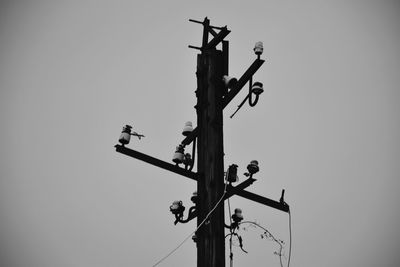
[[1, 1, 400, 266]]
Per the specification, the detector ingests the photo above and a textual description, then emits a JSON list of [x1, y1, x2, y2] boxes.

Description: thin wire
[[227, 197, 233, 267], [287, 208, 292, 267], [152, 182, 228, 267], [227, 197, 233, 225], [151, 227, 194, 267], [239, 221, 284, 267]]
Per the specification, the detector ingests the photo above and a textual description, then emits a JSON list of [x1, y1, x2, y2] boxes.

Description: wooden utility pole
[[115, 17, 290, 267], [196, 49, 225, 267]]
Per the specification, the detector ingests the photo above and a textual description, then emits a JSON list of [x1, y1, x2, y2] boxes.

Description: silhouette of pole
[[196, 49, 225, 267], [115, 17, 291, 267]]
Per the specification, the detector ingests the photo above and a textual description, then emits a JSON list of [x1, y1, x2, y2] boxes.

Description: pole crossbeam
[[115, 145, 198, 181], [115, 145, 289, 214], [189, 17, 231, 53], [225, 177, 257, 199], [114, 147, 289, 214], [189, 18, 225, 31], [235, 189, 290, 213]]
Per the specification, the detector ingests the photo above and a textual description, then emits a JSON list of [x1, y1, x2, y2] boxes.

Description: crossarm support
[[234, 189, 290, 213], [115, 145, 198, 181], [223, 58, 265, 109]]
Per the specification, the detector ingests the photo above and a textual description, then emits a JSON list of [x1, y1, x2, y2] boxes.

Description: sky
[[1, 1, 400, 266]]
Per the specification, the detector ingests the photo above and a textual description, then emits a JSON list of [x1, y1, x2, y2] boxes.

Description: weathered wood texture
[[196, 50, 225, 267]]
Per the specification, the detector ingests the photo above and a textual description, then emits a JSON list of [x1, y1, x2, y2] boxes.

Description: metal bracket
[[174, 206, 197, 225]]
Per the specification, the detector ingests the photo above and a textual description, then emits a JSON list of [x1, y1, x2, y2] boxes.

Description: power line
[[287, 208, 292, 267], [152, 183, 228, 267], [227, 198, 233, 225], [227, 197, 233, 267]]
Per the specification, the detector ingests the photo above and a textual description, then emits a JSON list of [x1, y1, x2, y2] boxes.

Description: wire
[[227, 197, 233, 267], [152, 182, 228, 267], [227, 198, 233, 225], [151, 228, 194, 267], [287, 208, 292, 267]]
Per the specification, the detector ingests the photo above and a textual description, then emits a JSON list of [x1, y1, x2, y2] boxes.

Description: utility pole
[[115, 17, 289, 267], [196, 48, 225, 266]]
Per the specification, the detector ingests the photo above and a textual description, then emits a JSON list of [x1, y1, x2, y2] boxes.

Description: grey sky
[[1, 1, 400, 266]]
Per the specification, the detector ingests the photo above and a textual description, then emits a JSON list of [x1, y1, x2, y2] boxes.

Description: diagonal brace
[[180, 60, 264, 146], [181, 127, 198, 146], [203, 27, 231, 51], [223, 58, 265, 109]]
